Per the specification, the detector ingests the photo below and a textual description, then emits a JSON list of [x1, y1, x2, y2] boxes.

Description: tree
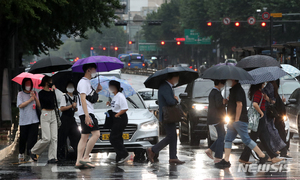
[[0, 0, 122, 121]]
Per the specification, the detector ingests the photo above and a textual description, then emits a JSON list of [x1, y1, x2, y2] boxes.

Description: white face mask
[[91, 72, 97, 78], [25, 86, 31, 91], [109, 88, 116, 93], [66, 87, 74, 93], [226, 80, 233, 87]]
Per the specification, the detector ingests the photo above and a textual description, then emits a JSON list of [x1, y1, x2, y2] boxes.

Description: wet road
[[0, 137, 299, 179]]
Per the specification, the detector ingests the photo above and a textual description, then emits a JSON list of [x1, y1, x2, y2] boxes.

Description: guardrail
[[121, 67, 157, 76]]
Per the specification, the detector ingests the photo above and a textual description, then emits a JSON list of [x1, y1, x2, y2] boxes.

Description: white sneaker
[[117, 154, 130, 164], [18, 154, 25, 161]]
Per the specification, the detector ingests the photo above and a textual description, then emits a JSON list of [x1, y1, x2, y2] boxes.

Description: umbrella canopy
[[281, 64, 300, 78], [72, 56, 124, 73], [144, 67, 199, 89], [200, 64, 253, 81], [90, 76, 135, 98], [240, 67, 287, 84], [52, 69, 84, 93], [236, 55, 280, 71], [29, 56, 72, 74], [12, 72, 44, 89]]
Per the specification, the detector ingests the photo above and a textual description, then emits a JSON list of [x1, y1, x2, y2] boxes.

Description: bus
[[127, 53, 146, 68], [118, 54, 129, 67]]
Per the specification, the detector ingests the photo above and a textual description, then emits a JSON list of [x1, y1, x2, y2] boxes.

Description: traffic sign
[[271, 13, 282, 18], [184, 29, 211, 45], [223, 17, 231, 25], [262, 12, 270, 20], [247, 16, 256, 25], [231, 46, 236, 51]]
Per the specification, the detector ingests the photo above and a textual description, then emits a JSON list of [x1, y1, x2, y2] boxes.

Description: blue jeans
[[225, 121, 256, 150], [210, 123, 225, 159]]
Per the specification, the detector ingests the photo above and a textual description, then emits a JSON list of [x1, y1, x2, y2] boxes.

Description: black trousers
[[109, 113, 129, 162], [240, 115, 278, 161], [57, 115, 81, 160], [19, 123, 39, 155], [274, 116, 288, 156]]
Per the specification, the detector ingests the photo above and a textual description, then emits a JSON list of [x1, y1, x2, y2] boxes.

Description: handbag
[[247, 95, 263, 132], [162, 104, 187, 124], [104, 110, 114, 129], [209, 124, 218, 141], [53, 90, 62, 128]]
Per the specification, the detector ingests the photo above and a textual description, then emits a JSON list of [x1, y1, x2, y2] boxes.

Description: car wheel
[[179, 122, 188, 143], [188, 121, 200, 146]]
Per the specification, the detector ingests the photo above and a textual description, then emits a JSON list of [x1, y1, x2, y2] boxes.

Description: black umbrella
[[29, 56, 72, 74], [200, 64, 253, 81], [144, 67, 199, 89], [52, 69, 84, 93], [236, 55, 280, 71]]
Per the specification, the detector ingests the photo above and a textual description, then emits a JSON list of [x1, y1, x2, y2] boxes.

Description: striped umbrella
[[240, 67, 287, 84]]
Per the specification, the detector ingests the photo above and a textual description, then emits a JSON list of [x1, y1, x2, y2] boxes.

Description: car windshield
[[94, 93, 146, 109], [192, 80, 214, 98], [138, 91, 158, 100], [280, 81, 300, 95]]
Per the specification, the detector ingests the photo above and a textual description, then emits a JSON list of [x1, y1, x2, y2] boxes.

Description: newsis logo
[[238, 164, 288, 173]]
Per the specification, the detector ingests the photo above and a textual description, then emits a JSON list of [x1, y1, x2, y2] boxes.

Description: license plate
[[102, 134, 129, 140]]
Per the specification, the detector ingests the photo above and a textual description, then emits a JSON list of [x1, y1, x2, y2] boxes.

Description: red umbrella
[[12, 72, 44, 89]]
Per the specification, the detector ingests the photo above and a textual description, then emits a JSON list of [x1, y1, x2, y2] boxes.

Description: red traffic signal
[[114, 47, 118, 51], [74, 57, 79, 62], [102, 47, 106, 51], [90, 47, 94, 50], [235, 22, 240, 27], [207, 22, 212, 26], [128, 41, 132, 45], [161, 41, 165, 45], [261, 22, 266, 27], [177, 41, 181, 45]]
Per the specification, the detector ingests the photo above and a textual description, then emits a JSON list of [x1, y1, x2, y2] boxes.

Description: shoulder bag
[[247, 95, 263, 132], [162, 104, 187, 124], [53, 91, 62, 128]]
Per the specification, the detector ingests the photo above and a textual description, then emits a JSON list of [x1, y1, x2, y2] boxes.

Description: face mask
[[91, 72, 97, 78], [66, 87, 74, 93], [48, 83, 53, 87], [226, 80, 232, 87], [174, 82, 178, 86], [109, 88, 116, 93], [25, 86, 31, 91]]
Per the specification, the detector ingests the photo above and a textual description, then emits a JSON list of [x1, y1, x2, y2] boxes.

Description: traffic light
[[114, 47, 118, 51], [161, 41, 165, 45], [90, 47, 94, 50], [115, 21, 127, 26], [129, 41, 132, 45], [102, 47, 106, 51], [148, 21, 162, 26], [177, 41, 181, 45], [235, 22, 240, 27], [207, 22, 212, 26], [261, 22, 266, 27], [74, 57, 79, 62]]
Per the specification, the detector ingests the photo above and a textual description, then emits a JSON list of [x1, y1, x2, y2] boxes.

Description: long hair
[[109, 80, 123, 92], [271, 81, 279, 98], [248, 83, 264, 100]]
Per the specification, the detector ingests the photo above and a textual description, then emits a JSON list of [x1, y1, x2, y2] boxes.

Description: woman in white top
[[106, 80, 129, 164]]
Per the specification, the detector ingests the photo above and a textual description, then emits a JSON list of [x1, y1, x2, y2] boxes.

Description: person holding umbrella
[[17, 78, 41, 161], [75, 63, 102, 169], [30, 75, 59, 163], [57, 81, 81, 161], [106, 80, 130, 164]]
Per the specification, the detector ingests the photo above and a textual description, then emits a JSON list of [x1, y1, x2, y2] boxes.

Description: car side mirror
[[288, 98, 297, 104], [179, 93, 188, 99], [149, 104, 159, 111]]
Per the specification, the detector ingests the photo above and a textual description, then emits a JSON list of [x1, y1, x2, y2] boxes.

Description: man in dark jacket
[[205, 80, 226, 163], [147, 73, 185, 164]]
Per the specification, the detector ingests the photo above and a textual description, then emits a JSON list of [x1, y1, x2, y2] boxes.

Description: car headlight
[[192, 104, 207, 111], [224, 115, 230, 124], [141, 120, 158, 130], [283, 115, 287, 121]]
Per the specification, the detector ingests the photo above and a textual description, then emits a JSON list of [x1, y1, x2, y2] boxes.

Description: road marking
[[19, 163, 47, 167], [51, 166, 80, 172]]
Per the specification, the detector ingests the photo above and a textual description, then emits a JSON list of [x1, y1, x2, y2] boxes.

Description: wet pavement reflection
[[0, 137, 299, 179]]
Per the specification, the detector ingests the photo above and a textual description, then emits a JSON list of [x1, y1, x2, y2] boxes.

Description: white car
[[75, 93, 159, 160], [97, 69, 121, 79], [137, 88, 158, 111]]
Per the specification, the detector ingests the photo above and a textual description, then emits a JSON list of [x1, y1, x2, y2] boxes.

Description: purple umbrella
[[71, 56, 124, 73]]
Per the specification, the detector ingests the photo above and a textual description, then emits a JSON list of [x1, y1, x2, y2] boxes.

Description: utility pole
[[270, 16, 273, 57]]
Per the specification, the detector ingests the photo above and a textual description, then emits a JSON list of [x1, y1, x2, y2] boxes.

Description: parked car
[[285, 88, 300, 139], [75, 93, 159, 161], [97, 69, 121, 79], [179, 78, 213, 145]]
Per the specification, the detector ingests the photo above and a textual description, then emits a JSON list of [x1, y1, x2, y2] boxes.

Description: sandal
[[30, 153, 38, 162], [79, 160, 95, 168], [74, 164, 90, 169]]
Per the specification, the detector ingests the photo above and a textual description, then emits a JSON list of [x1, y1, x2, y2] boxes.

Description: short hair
[[22, 78, 33, 91], [39, 75, 51, 87], [166, 72, 180, 80], [214, 80, 226, 86], [82, 63, 97, 73]]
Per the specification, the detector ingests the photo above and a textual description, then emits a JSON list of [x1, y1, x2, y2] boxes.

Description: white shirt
[[166, 80, 173, 88], [111, 92, 128, 113], [77, 77, 94, 115], [60, 94, 75, 108]]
